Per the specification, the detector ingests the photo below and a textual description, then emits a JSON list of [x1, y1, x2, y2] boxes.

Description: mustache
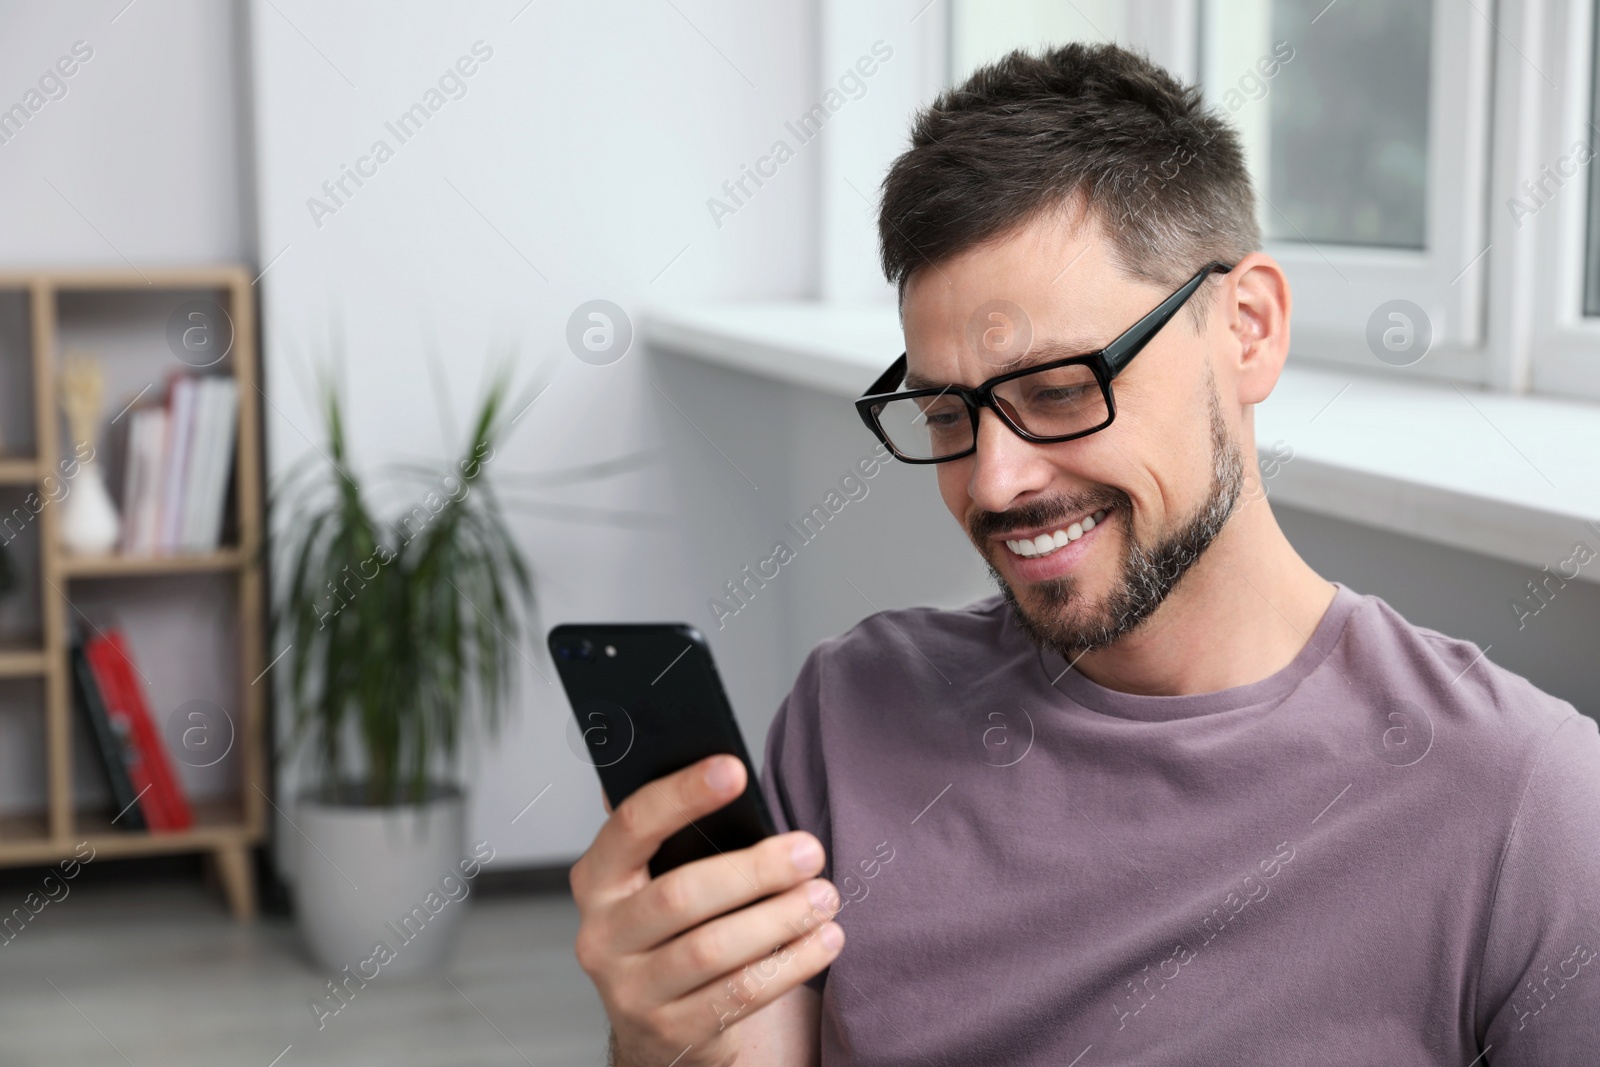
[[967, 487, 1129, 542]]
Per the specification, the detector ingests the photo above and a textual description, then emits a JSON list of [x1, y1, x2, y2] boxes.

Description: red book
[[84, 634, 161, 828], [84, 630, 193, 831]]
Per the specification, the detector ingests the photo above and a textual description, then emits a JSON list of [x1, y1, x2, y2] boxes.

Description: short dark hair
[[878, 43, 1260, 319]]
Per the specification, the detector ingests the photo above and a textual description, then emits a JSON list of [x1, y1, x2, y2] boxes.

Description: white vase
[[294, 788, 472, 983], [61, 459, 120, 555]]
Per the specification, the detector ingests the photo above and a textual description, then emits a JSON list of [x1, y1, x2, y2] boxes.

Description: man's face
[[900, 209, 1245, 656]]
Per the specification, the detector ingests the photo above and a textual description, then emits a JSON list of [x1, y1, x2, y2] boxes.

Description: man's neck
[[1071, 500, 1337, 697]]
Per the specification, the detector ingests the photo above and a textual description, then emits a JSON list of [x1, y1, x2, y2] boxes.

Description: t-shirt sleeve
[[759, 646, 834, 994], [1477, 711, 1600, 1062]]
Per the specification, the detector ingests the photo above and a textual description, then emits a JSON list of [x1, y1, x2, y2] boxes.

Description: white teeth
[[1003, 507, 1112, 559]]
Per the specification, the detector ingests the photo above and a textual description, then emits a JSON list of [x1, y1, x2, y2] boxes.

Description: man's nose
[[966, 406, 1055, 513]]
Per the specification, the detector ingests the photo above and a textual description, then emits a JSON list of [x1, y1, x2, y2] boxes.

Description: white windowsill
[[643, 301, 1600, 582]]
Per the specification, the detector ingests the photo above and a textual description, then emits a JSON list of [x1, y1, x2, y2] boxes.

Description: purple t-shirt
[[760, 583, 1600, 1065]]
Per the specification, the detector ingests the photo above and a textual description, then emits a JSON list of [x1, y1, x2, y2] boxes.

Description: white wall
[[0, 0, 251, 264], [248, 0, 820, 871]]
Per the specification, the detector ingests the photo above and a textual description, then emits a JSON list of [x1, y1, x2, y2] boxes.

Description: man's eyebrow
[[902, 335, 1106, 390]]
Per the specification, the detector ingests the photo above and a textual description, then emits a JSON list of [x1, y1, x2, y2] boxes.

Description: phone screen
[[549, 623, 777, 876]]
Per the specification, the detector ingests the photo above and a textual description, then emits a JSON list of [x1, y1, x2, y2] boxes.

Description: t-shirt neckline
[[1029, 582, 1360, 722]]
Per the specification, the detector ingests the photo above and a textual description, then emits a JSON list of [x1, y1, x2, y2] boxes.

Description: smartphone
[[548, 622, 777, 877]]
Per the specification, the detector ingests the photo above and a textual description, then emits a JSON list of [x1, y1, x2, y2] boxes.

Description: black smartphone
[[548, 622, 777, 877]]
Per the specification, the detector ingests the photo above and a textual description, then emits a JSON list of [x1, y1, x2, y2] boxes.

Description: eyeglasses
[[855, 261, 1233, 464]]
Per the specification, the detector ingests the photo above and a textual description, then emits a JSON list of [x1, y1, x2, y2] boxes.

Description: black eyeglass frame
[[855, 261, 1234, 464]]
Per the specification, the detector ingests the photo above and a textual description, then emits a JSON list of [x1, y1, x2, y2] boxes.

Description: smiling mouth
[[1001, 508, 1110, 559]]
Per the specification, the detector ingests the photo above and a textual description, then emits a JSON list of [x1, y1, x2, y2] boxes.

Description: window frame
[[1520, 0, 1600, 400]]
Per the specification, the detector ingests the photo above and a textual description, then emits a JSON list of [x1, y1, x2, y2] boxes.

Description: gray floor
[[0, 877, 610, 1066]]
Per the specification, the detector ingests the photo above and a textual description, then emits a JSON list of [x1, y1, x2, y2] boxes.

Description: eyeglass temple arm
[[1101, 262, 1233, 377], [863, 353, 908, 397], [861, 262, 1231, 395]]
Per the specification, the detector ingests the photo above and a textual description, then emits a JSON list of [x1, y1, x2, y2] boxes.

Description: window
[[1198, 0, 1491, 380], [1231, 0, 1432, 250]]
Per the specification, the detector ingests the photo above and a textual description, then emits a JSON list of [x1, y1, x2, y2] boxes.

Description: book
[[197, 377, 239, 550], [118, 410, 143, 554], [70, 641, 147, 831], [178, 378, 217, 550], [119, 407, 165, 554], [116, 373, 238, 555], [84, 629, 193, 831], [181, 377, 239, 551], [135, 407, 168, 552], [157, 375, 198, 553]]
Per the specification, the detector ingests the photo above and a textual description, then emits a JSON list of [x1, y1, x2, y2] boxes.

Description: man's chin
[[984, 561, 1119, 656]]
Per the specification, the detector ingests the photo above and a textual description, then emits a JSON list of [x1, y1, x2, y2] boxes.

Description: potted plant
[[273, 363, 535, 979]]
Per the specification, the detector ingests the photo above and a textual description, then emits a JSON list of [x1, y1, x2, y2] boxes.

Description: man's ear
[[1223, 252, 1292, 406]]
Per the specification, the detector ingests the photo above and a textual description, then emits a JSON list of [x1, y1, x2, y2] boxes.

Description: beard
[[971, 382, 1245, 658]]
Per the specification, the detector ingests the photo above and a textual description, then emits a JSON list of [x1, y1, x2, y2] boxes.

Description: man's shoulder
[[768, 594, 1016, 775], [791, 591, 1020, 701], [815, 591, 1012, 662], [1339, 584, 1586, 755]]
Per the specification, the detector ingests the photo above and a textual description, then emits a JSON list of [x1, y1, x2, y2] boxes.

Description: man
[[570, 43, 1600, 1065]]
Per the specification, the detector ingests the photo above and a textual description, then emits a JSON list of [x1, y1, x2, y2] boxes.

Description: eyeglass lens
[[871, 362, 1107, 460]]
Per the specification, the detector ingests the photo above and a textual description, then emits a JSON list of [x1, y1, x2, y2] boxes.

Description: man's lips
[[989, 505, 1113, 559], [985, 504, 1117, 583]]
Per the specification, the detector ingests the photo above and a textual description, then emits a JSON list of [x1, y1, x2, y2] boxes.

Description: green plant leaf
[[272, 364, 540, 807]]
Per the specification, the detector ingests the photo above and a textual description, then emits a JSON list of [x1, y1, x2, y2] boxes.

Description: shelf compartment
[[0, 289, 38, 461], [0, 809, 50, 847]]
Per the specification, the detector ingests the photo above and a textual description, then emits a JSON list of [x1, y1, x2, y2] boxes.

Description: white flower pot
[[294, 788, 476, 983]]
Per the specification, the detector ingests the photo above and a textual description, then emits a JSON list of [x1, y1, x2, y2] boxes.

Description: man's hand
[[570, 754, 844, 1067]]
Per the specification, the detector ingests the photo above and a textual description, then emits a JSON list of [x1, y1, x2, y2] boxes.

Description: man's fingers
[[611, 831, 825, 955], [658, 918, 845, 1045], [583, 755, 748, 889], [637, 877, 840, 1001]]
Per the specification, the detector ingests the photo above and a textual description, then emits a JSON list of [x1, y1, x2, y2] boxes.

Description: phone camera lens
[[577, 640, 595, 662]]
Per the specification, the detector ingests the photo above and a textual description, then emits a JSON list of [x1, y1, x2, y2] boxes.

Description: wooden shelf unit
[[0, 266, 266, 921]]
